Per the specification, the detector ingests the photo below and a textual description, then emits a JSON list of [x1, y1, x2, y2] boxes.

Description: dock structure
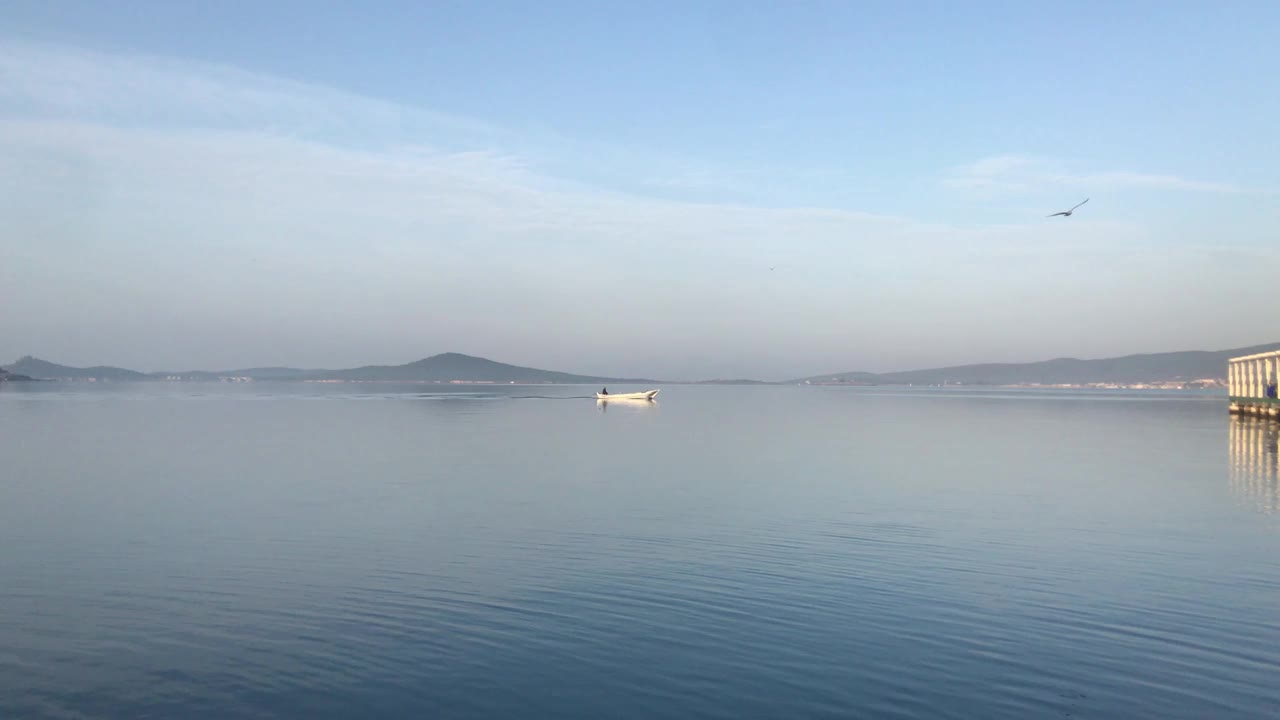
[[1228, 350, 1280, 416]]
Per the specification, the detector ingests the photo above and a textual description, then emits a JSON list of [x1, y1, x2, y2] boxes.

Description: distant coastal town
[[805, 378, 1226, 390]]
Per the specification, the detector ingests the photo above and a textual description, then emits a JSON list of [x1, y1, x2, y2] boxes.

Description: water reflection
[[596, 398, 658, 413], [1228, 416, 1280, 514]]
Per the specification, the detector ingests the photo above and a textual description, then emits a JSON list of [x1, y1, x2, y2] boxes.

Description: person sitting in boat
[[601, 387, 608, 395]]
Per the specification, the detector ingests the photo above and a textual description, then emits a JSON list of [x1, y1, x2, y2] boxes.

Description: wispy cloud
[[0, 39, 927, 273], [947, 155, 1042, 191], [945, 153, 1257, 194], [0, 43, 1180, 278], [0, 40, 790, 203], [0, 40, 500, 148]]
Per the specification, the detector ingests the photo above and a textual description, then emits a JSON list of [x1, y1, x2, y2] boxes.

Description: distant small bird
[[1047, 198, 1089, 218]]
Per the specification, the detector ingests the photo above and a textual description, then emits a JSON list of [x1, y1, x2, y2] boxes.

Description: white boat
[[595, 390, 659, 400]]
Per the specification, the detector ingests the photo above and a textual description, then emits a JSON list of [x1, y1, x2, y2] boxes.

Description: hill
[[2, 353, 648, 384], [795, 342, 1280, 386], [326, 352, 651, 383], [4, 356, 149, 381]]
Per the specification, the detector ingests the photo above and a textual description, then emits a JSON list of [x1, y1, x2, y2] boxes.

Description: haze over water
[[2, 383, 1278, 719]]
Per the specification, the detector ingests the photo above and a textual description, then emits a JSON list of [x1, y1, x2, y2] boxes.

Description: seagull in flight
[[1047, 198, 1089, 218]]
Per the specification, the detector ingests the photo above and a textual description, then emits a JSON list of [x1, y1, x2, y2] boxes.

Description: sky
[[1, 1, 1278, 380]]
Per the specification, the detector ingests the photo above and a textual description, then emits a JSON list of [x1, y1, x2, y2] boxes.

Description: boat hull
[[595, 390, 659, 400]]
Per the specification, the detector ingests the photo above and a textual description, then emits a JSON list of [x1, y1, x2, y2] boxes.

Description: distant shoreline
[[7, 371, 1228, 389], [4, 343, 1265, 388]]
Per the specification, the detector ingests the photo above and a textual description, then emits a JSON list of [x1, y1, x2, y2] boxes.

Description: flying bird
[[1047, 198, 1089, 217]]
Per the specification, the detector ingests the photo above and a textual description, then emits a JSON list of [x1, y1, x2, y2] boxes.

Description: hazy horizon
[[5, 337, 1273, 384], [3, 3, 1278, 380]]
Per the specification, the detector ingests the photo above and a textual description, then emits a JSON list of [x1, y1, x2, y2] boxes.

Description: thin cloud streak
[[945, 154, 1258, 195], [0, 39, 780, 202], [0, 40, 496, 143]]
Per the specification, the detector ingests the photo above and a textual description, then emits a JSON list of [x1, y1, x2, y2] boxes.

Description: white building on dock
[[1228, 350, 1280, 416]]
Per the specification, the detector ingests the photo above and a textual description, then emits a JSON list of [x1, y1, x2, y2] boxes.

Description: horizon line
[[8, 340, 1279, 384]]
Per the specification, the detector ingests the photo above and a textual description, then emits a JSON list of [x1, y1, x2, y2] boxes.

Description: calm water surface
[[1, 383, 1277, 719]]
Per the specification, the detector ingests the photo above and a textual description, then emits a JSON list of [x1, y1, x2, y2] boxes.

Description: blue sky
[[1, 2, 1277, 379]]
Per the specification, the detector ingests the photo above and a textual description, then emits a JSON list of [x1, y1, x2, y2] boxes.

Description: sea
[[1, 382, 1277, 719]]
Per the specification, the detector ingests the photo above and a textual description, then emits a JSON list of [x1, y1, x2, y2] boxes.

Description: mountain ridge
[[793, 342, 1280, 386], [5, 353, 655, 384], [5, 356, 149, 381], [6, 342, 1276, 385], [327, 352, 653, 383]]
